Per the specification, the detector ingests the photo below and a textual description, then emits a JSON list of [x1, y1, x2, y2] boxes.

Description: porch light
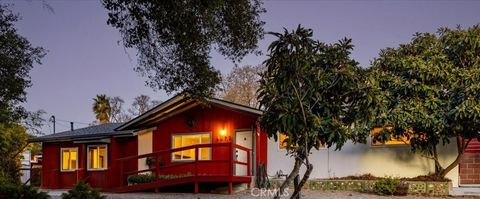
[[220, 129, 227, 136]]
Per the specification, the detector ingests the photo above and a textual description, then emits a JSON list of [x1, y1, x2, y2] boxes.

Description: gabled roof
[[29, 96, 262, 142], [29, 123, 133, 142], [115, 95, 262, 131]]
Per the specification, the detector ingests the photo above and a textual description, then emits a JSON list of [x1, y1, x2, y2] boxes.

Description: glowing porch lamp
[[220, 129, 227, 136], [218, 128, 231, 142]]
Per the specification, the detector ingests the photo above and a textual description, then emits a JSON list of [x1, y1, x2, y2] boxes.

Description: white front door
[[235, 130, 253, 176]]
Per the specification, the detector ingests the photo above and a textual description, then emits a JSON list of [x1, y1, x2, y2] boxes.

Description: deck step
[[114, 176, 252, 193], [210, 183, 248, 194]]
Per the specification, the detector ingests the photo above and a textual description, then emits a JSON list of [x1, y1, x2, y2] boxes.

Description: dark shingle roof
[[29, 123, 133, 142]]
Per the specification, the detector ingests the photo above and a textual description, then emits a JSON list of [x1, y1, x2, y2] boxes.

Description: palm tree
[[92, 94, 111, 124]]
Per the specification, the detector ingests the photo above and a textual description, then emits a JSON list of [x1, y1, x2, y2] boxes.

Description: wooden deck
[[114, 142, 252, 194]]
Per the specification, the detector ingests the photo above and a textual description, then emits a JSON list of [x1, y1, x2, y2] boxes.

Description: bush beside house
[[0, 183, 50, 199], [61, 181, 105, 199], [270, 174, 452, 196]]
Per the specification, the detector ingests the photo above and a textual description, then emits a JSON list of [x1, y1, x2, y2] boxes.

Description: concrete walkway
[[40, 189, 68, 197], [450, 187, 480, 196]]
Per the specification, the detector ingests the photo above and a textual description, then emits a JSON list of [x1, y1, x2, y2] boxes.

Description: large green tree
[[370, 24, 480, 177], [0, 123, 29, 184], [0, 3, 46, 186], [0, 4, 46, 124], [102, 0, 265, 98], [258, 26, 375, 199]]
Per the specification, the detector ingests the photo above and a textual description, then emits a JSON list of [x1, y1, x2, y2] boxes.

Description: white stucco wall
[[138, 131, 153, 171], [268, 137, 459, 187], [21, 151, 31, 185]]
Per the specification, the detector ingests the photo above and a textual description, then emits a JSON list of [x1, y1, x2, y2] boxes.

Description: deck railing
[[116, 142, 251, 187]]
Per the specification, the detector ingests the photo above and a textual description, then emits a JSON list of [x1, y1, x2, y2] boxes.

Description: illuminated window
[[371, 127, 410, 146], [172, 133, 211, 161], [279, 133, 289, 149], [87, 145, 107, 170], [61, 148, 78, 171]]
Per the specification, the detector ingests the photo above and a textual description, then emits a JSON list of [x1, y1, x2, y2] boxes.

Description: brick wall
[[459, 152, 480, 184]]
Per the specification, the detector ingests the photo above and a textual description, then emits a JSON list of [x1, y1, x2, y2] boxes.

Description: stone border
[[270, 178, 452, 196]]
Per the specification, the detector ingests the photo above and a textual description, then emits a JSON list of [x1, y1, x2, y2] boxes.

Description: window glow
[[172, 133, 211, 161], [371, 127, 410, 146], [61, 148, 78, 171], [88, 145, 107, 170]]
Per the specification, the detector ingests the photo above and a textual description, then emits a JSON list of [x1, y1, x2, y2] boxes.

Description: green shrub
[[145, 157, 164, 168], [158, 172, 192, 180], [373, 177, 401, 195], [145, 157, 154, 167], [61, 181, 105, 199], [127, 173, 156, 185], [394, 182, 409, 196], [0, 183, 50, 199]]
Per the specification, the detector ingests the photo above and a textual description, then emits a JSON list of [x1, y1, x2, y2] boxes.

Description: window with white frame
[[172, 133, 211, 161], [87, 145, 107, 170], [61, 148, 78, 171]]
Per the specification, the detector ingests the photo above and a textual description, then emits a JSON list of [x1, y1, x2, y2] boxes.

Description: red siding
[[41, 137, 137, 189], [40, 104, 267, 189], [151, 105, 265, 175], [256, 125, 268, 169]]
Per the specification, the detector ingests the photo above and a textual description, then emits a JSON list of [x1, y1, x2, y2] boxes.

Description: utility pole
[[50, 115, 56, 134]]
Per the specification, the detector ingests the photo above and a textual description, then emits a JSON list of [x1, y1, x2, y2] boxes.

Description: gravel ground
[[48, 190, 480, 199]]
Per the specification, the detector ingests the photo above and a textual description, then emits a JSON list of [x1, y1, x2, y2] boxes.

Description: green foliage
[[259, 25, 374, 154], [0, 4, 46, 124], [373, 177, 401, 196], [258, 25, 375, 198], [92, 94, 111, 124], [127, 173, 156, 185], [127, 172, 194, 185], [370, 24, 480, 176], [0, 182, 50, 199], [61, 181, 106, 199], [102, 0, 265, 98], [145, 157, 154, 167], [0, 123, 29, 184], [159, 173, 193, 181]]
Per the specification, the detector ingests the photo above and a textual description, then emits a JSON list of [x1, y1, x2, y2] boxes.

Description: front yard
[[47, 190, 480, 199]]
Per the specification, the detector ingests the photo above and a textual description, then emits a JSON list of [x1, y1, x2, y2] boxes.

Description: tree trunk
[[274, 157, 303, 199], [293, 174, 300, 199], [438, 137, 473, 177], [290, 162, 313, 199], [432, 145, 443, 174]]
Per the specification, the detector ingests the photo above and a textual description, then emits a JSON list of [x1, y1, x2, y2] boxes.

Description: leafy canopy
[[102, 0, 265, 98], [259, 26, 373, 154], [0, 123, 29, 184], [258, 25, 375, 198], [0, 4, 46, 124], [370, 24, 480, 176]]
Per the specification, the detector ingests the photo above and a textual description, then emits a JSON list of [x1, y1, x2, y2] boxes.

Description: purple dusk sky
[[6, 0, 480, 134]]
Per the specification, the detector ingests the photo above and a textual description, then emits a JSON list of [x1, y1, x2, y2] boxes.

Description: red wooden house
[[30, 95, 268, 193]]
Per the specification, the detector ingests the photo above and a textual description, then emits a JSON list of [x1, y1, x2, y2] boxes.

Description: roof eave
[[28, 131, 134, 143]]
